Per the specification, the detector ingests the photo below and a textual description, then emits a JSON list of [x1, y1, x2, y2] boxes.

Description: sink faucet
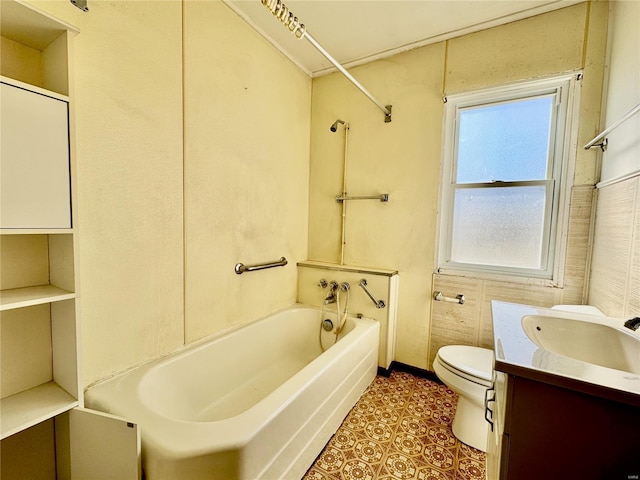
[[324, 281, 339, 305], [623, 316, 640, 331]]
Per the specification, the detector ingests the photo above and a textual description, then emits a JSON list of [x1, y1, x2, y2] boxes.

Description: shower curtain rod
[[261, 0, 392, 123]]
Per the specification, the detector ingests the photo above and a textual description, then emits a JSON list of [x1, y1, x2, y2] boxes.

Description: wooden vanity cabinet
[[489, 371, 640, 480]]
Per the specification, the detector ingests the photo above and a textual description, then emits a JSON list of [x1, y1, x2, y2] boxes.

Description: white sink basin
[[521, 314, 640, 375]]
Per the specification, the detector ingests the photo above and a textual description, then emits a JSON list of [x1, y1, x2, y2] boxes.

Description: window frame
[[436, 74, 582, 285]]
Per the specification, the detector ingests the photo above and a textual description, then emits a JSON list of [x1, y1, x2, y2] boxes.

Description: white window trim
[[435, 73, 582, 286]]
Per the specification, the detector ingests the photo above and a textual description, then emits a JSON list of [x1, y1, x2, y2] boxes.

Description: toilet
[[433, 345, 494, 452]]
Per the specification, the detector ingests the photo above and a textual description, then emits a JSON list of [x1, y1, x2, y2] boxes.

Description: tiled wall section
[[428, 185, 594, 368], [588, 176, 640, 318]]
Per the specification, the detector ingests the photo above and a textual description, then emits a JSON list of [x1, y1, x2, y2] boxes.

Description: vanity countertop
[[491, 301, 640, 407]]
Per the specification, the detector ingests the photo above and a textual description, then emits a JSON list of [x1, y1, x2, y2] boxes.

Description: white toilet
[[432, 345, 494, 452]]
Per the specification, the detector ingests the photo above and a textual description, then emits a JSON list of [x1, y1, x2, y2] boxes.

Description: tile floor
[[304, 371, 486, 480]]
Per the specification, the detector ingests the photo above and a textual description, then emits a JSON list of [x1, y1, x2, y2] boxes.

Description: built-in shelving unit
[[0, 4, 143, 477], [0, 0, 80, 447], [0, 228, 79, 440], [1, 5, 140, 479]]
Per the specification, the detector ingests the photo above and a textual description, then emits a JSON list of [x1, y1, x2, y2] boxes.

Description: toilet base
[[451, 395, 489, 452]]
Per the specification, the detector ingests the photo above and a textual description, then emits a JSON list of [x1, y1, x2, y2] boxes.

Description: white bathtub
[[85, 305, 379, 480]]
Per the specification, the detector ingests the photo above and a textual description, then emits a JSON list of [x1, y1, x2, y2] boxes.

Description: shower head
[[330, 119, 346, 132]]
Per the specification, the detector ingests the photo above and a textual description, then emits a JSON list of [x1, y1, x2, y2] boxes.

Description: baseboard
[[378, 361, 442, 383]]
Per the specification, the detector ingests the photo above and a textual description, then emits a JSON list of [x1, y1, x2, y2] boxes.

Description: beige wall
[[597, 0, 640, 183], [310, 43, 446, 369], [27, 0, 186, 387], [309, 2, 608, 370], [183, 1, 311, 341], [24, 0, 311, 387], [588, 0, 640, 317]]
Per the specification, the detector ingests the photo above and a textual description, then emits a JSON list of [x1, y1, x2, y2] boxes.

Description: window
[[437, 75, 580, 282]]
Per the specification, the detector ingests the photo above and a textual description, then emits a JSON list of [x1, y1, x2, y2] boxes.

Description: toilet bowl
[[433, 345, 494, 452]]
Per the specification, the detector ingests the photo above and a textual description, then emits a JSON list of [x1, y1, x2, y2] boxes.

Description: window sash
[[445, 180, 555, 276], [437, 74, 578, 282], [453, 93, 559, 184]]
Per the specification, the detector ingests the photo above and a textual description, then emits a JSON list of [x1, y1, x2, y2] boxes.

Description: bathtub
[[85, 305, 379, 480]]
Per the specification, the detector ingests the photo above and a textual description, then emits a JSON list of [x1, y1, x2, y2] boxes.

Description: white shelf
[[0, 285, 75, 311], [1, 381, 78, 440], [0, 228, 74, 235], [0, 75, 69, 102], [0, 0, 78, 52]]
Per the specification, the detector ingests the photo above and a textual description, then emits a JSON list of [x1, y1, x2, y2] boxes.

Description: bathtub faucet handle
[[324, 281, 339, 304], [318, 279, 328, 288]]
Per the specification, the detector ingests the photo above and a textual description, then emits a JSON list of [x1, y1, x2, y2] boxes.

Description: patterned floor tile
[[303, 371, 486, 480]]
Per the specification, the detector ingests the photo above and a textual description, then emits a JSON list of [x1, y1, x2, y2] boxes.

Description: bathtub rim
[[136, 309, 361, 423], [84, 302, 351, 393]]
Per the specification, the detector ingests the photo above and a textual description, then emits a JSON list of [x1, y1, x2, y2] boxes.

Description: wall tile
[[589, 178, 637, 316]]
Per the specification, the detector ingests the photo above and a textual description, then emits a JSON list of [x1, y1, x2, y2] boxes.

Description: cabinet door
[[1, 81, 71, 229], [56, 408, 140, 480], [486, 371, 508, 480]]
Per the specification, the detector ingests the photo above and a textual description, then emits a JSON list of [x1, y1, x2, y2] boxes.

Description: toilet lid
[[437, 345, 494, 383]]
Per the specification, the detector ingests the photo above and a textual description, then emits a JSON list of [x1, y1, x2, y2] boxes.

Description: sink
[[492, 301, 640, 401], [521, 315, 640, 375]]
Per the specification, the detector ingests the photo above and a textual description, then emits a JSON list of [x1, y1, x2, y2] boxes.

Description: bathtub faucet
[[324, 281, 339, 304], [624, 316, 640, 331]]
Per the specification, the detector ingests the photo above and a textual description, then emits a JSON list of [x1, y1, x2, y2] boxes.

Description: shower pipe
[[339, 121, 350, 265], [260, 0, 392, 123]]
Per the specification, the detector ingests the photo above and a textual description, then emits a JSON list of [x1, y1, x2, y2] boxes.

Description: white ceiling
[[225, 0, 581, 77]]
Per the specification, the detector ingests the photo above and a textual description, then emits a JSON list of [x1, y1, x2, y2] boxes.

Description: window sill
[[435, 268, 562, 288]]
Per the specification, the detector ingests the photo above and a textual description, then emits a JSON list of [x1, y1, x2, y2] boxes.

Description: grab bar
[[336, 194, 389, 202], [433, 291, 465, 304], [358, 279, 385, 309], [235, 257, 287, 274]]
